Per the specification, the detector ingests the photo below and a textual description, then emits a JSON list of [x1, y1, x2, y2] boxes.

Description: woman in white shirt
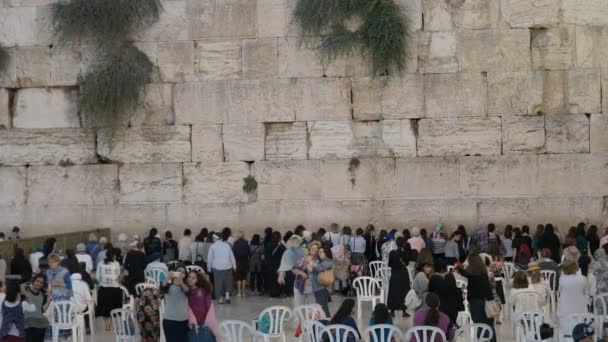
[[96, 248, 122, 331], [71, 273, 93, 334], [527, 262, 551, 309], [349, 228, 367, 255], [557, 260, 589, 337], [508, 271, 544, 313]]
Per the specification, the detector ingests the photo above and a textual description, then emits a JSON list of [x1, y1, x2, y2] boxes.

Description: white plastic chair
[[321, 324, 360, 342], [80, 297, 96, 339], [540, 270, 557, 290], [135, 282, 158, 296], [166, 260, 180, 268], [594, 293, 608, 322], [364, 324, 404, 342], [405, 326, 447, 342], [352, 276, 384, 323], [407, 266, 415, 287], [50, 300, 82, 342], [302, 320, 325, 342], [447, 265, 455, 273], [111, 309, 139, 342], [503, 262, 516, 283], [560, 313, 600, 342], [251, 306, 292, 342], [456, 311, 472, 337], [510, 291, 544, 333], [468, 323, 494, 342], [144, 267, 167, 286], [515, 311, 546, 342], [455, 278, 469, 313], [221, 320, 268, 342], [186, 264, 205, 274], [369, 261, 386, 279], [119, 286, 134, 310], [294, 304, 326, 322], [145, 276, 156, 284], [378, 267, 391, 304]]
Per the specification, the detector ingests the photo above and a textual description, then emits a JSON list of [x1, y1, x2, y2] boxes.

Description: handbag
[[318, 269, 335, 286], [539, 323, 554, 339], [484, 300, 501, 319]]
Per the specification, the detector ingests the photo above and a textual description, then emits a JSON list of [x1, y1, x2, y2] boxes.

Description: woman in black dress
[[124, 242, 146, 295], [386, 237, 413, 317]]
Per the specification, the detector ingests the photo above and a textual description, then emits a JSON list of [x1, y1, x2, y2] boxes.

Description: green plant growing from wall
[[243, 175, 258, 194], [293, 0, 409, 75]]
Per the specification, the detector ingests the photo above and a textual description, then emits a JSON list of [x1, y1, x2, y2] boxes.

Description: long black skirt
[[96, 286, 123, 318], [387, 269, 410, 311]]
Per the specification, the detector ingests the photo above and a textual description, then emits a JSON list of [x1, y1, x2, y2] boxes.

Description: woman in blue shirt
[[369, 303, 393, 341]]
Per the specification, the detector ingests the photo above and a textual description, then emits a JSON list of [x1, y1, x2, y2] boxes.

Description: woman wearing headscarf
[[264, 231, 283, 297], [278, 235, 306, 305], [386, 237, 413, 317]]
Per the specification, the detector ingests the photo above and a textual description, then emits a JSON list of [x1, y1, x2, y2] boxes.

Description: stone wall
[[1, 0, 608, 237]]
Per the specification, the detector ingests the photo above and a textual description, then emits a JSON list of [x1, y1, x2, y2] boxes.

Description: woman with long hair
[[587, 225, 600, 257], [249, 234, 264, 296], [162, 265, 189, 342], [458, 254, 496, 342], [328, 299, 360, 342], [309, 245, 333, 317], [96, 248, 122, 331], [124, 242, 146, 296], [0, 281, 36, 341], [413, 293, 454, 342], [369, 303, 393, 341], [186, 270, 218, 341], [576, 223, 588, 256], [386, 237, 413, 317], [10, 248, 32, 285], [539, 224, 562, 264], [60, 249, 80, 274], [509, 271, 544, 313], [24, 274, 50, 342], [428, 272, 462, 323], [265, 231, 284, 297]]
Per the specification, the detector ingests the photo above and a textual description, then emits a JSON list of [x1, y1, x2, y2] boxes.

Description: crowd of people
[[0, 221, 602, 341]]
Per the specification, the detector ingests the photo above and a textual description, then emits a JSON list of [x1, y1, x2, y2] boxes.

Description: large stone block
[[422, 0, 452, 31], [417, 117, 501, 156], [502, 115, 545, 154], [0, 7, 36, 46], [12, 88, 79, 129], [187, 0, 256, 38], [119, 163, 182, 204], [351, 121, 392, 158], [322, 158, 396, 199], [0, 206, 24, 233], [192, 124, 224, 162], [394, 157, 460, 198], [352, 78, 381, 121], [382, 75, 424, 119], [136, 0, 189, 41], [166, 203, 240, 231], [540, 70, 568, 115], [562, 0, 608, 26], [460, 155, 538, 197], [567, 69, 601, 114], [0, 129, 97, 166], [183, 162, 249, 204], [239, 200, 310, 231], [487, 71, 543, 115], [502, 0, 560, 28], [278, 37, 324, 78], [174, 81, 227, 124], [49, 45, 81, 86], [308, 121, 393, 159], [424, 73, 487, 117], [252, 160, 322, 200], [97, 126, 192, 163], [418, 31, 458, 73], [27, 165, 118, 205], [530, 27, 575, 70], [0, 167, 26, 206], [111, 204, 167, 233], [129, 84, 174, 126], [539, 154, 608, 195], [381, 120, 417, 158], [457, 29, 530, 72], [590, 114, 608, 153], [257, 0, 291, 37], [157, 41, 195, 82], [15, 46, 50, 87], [0, 47, 16, 87], [308, 200, 385, 230], [195, 39, 242, 79], [396, 0, 422, 31], [545, 114, 589, 153], [384, 199, 478, 228], [451, 0, 499, 29], [228, 79, 295, 122], [0, 88, 10, 129], [294, 78, 350, 121], [265, 122, 307, 160], [242, 38, 278, 79], [574, 26, 608, 68], [222, 122, 265, 161]]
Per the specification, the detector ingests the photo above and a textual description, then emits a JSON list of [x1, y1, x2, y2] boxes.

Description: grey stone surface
[[502, 115, 546, 154], [265, 122, 307, 160], [545, 114, 590, 154], [295, 78, 351, 121], [0, 88, 10, 129], [195, 39, 242, 79], [228, 79, 295, 122], [223, 122, 265, 162], [183, 162, 249, 204], [252, 160, 322, 200], [192, 124, 224, 162], [590, 114, 608, 153], [174, 81, 228, 124], [0, 167, 26, 206], [424, 73, 487, 117], [457, 29, 530, 72], [12, 88, 79, 129], [460, 155, 538, 197], [417, 117, 501, 156], [119, 163, 182, 204], [538, 154, 608, 195]]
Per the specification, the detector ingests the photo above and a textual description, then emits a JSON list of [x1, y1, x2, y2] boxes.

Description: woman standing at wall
[[96, 248, 122, 331]]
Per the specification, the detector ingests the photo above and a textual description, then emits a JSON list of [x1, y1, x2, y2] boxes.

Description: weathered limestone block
[[136, 0, 189, 41], [19, 205, 103, 234], [307, 121, 354, 159], [242, 38, 278, 79], [324, 52, 372, 78], [239, 200, 310, 230], [487, 71, 543, 115], [119, 163, 182, 204], [129, 84, 174, 126], [195, 39, 241, 79], [350, 121, 392, 158], [167, 203, 240, 230], [396, 0, 422, 31], [424, 73, 487, 117], [0, 88, 10, 129], [539, 154, 608, 195], [111, 204, 166, 233], [294, 78, 350, 121], [502, 116, 545, 154], [452, 0, 499, 29], [541, 71, 567, 115], [352, 77, 381, 121], [192, 124, 224, 162], [157, 41, 195, 82], [460, 155, 538, 197], [174, 81, 227, 124], [458, 29, 530, 72], [545, 114, 589, 154], [394, 157, 460, 198], [265, 122, 307, 160], [0, 206, 23, 232], [223, 122, 265, 161], [562, 0, 608, 26], [574, 26, 608, 68], [422, 0, 452, 31], [27, 165, 118, 205], [418, 31, 458, 73], [228, 79, 295, 122], [0, 47, 16, 87], [322, 158, 396, 199], [257, 0, 290, 37], [187, 0, 256, 38], [0, 7, 36, 46], [0, 129, 97, 166], [13, 88, 79, 129], [502, 0, 559, 28], [97, 126, 192, 163], [308, 200, 385, 230], [382, 75, 424, 119], [530, 27, 575, 70], [590, 114, 608, 153], [183, 162, 249, 204], [15, 46, 50, 87], [50, 45, 81, 86], [381, 120, 416, 157], [278, 37, 324, 78], [252, 160, 322, 200], [568, 69, 601, 114], [417, 117, 501, 156], [384, 199, 477, 228], [0, 167, 26, 206], [603, 70, 608, 114], [34, 4, 54, 46]]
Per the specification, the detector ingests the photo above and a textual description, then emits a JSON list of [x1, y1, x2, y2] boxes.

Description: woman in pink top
[[413, 293, 455, 342], [408, 227, 426, 252], [186, 270, 218, 341]]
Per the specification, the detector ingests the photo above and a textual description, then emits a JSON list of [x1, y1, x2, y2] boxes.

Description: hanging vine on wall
[[51, 0, 162, 126], [293, 0, 409, 76]]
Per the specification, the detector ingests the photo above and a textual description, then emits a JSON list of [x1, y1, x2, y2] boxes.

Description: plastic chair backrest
[[321, 324, 360, 342], [186, 265, 205, 274], [220, 320, 259, 342], [513, 291, 543, 312], [516, 311, 544, 342], [111, 309, 138, 338], [294, 304, 325, 322], [353, 276, 382, 299], [50, 300, 77, 329], [503, 262, 516, 282], [257, 305, 291, 336], [364, 324, 404, 342], [469, 323, 494, 342], [595, 293, 608, 316], [405, 326, 447, 342], [135, 282, 158, 296], [369, 261, 386, 279], [540, 270, 556, 290], [302, 320, 325, 342], [561, 313, 598, 340], [144, 267, 167, 285]]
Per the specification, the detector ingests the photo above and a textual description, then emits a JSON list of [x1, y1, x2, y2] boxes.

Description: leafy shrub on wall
[[293, 0, 409, 75]]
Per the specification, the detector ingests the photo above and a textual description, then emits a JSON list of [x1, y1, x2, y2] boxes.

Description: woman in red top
[[186, 271, 216, 341]]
